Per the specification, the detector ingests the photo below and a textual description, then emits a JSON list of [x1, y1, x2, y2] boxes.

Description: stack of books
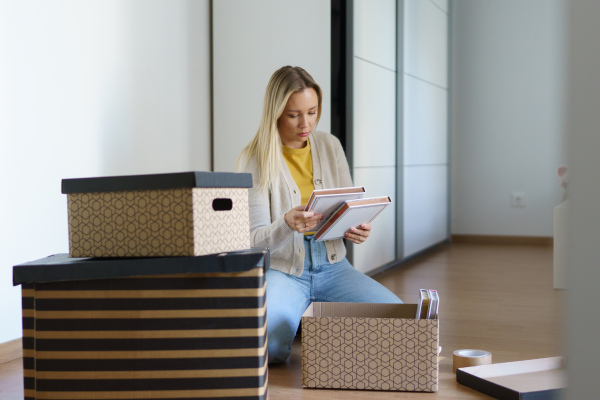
[[304, 186, 392, 241], [416, 289, 439, 319]]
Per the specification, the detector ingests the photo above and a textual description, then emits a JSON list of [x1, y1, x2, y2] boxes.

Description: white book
[[304, 187, 366, 232], [314, 196, 391, 242], [416, 289, 430, 319], [427, 289, 439, 319]]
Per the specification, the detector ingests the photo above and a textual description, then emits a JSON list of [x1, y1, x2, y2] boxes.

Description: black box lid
[[13, 248, 269, 286], [456, 357, 566, 400], [61, 171, 252, 194]]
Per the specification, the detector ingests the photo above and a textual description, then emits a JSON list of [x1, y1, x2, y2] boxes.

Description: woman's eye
[[309, 112, 316, 115], [289, 114, 298, 118]]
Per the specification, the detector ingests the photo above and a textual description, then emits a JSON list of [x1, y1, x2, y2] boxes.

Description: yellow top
[[283, 140, 315, 206], [283, 140, 315, 235]]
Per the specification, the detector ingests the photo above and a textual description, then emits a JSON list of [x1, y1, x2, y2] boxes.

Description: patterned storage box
[[13, 250, 269, 400], [61, 171, 252, 258], [302, 302, 439, 392]]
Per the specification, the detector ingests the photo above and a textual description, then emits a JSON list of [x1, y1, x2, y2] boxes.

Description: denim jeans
[[265, 235, 403, 363]]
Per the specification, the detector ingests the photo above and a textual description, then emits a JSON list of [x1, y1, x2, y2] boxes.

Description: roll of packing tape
[[453, 349, 492, 373]]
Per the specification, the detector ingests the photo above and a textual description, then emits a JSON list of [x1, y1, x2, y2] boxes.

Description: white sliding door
[[401, 0, 449, 257], [351, 0, 397, 274]]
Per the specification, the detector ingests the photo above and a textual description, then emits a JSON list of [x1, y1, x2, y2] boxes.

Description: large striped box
[[13, 250, 269, 400], [61, 171, 252, 258]]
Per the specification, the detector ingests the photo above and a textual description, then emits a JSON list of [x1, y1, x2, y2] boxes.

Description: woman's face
[[278, 88, 319, 149]]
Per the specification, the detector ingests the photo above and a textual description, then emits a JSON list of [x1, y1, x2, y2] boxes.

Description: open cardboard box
[[456, 356, 567, 399], [301, 302, 439, 392]]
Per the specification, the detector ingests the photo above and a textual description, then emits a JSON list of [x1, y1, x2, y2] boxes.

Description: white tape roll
[[453, 349, 492, 373]]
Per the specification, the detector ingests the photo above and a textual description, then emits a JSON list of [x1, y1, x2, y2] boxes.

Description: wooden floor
[[0, 242, 564, 399]]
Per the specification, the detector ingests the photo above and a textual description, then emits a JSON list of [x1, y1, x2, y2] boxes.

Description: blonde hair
[[236, 66, 322, 190]]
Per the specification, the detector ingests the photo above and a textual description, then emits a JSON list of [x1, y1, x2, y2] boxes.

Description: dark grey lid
[[61, 171, 252, 194], [13, 248, 269, 285]]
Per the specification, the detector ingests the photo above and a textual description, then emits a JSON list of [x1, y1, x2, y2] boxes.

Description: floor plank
[[0, 242, 564, 399]]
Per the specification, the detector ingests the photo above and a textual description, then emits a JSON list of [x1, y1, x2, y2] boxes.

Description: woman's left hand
[[345, 223, 371, 244]]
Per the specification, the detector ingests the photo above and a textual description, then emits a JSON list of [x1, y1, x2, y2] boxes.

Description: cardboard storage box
[[456, 356, 566, 399], [13, 249, 269, 400], [301, 302, 439, 392], [62, 171, 252, 258]]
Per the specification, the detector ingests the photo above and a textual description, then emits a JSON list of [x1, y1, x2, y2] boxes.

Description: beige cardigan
[[242, 130, 354, 276]]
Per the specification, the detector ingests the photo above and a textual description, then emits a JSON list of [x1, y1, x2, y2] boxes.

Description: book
[[314, 196, 392, 242], [416, 289, 430, 319], [304, 187, 366, 232], [305, 186, 366, 210], [415, 288, 440, 319], [427, 289, 439, 319]]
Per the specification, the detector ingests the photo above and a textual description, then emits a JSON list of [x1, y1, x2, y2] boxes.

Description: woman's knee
[[266, 308, 298, 364], [267, 335, 293, 364]]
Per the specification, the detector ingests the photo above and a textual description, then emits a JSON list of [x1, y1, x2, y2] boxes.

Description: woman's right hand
[[284, 205, 324, 233]]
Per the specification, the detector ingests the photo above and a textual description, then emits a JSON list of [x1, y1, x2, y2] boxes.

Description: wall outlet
[[511, 192, 526, 207]]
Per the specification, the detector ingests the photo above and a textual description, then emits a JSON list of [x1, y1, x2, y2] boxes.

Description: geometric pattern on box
[[67, 187, 250, 258], [193, 187, 250, 256], [20, 268, 267, 400], [302, 315, 438, 392]]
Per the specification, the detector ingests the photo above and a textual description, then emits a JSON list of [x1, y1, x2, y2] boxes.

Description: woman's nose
[[299, 115, 310, 128]]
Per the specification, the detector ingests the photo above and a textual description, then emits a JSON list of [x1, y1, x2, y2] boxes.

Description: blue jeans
[[265, 235, 403, 363]]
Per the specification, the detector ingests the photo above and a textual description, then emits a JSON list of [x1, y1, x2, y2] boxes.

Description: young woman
[[237, 66, 402, 363]]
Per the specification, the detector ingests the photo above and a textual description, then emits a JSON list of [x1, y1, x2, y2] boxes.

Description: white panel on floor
[[404, 0, 448, 88], [354, 0, 396, 71], [213, 0, 330, 172], [351, 167, 396, 274], [404, 165, 448, 257], [403, 75, 448, 165], [353, 59, 396, 168]]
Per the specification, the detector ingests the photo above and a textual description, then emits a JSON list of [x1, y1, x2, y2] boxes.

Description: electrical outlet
[[511, 192, 526, 207]]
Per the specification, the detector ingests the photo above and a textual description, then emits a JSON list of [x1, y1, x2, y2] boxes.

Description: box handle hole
[[212, 198, 233, 211]]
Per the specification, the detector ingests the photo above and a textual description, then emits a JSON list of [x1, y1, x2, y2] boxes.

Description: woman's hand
[[345, 222, 371, 244], [285, 205, 324, 233]]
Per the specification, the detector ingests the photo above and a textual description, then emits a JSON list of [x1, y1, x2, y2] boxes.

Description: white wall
[[451, 0, 566, 237], [212, 0, 331, 173], [0, 0, 211, 343], [351, 0, 397, 274]]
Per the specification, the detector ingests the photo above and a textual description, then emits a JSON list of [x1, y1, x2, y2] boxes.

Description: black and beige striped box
[[61, 171, 252, 258], [14, 250, 268, 400]]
